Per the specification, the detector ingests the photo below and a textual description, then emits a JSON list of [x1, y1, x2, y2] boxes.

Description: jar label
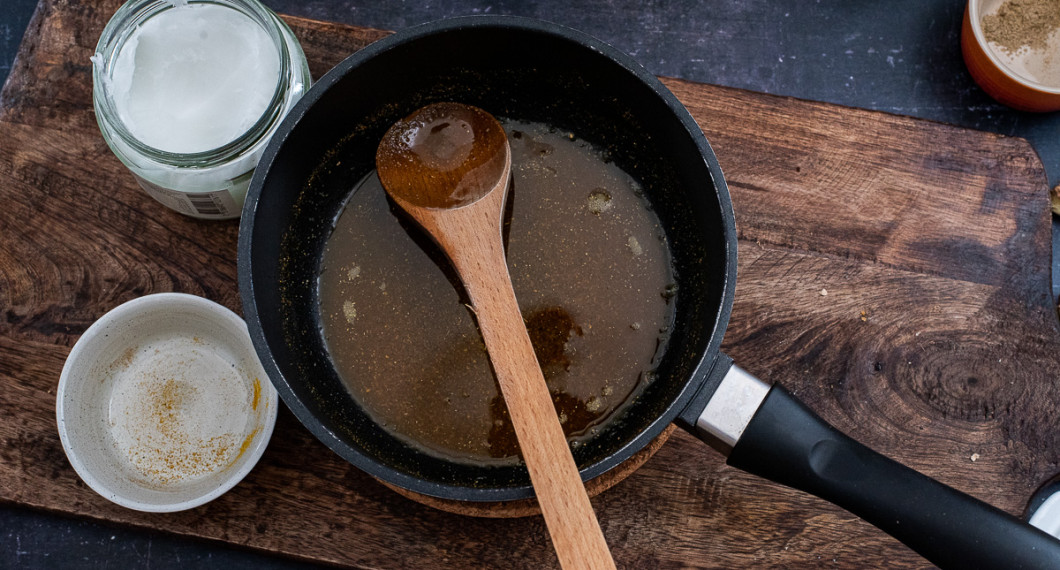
[[134, 175, 246, 220]]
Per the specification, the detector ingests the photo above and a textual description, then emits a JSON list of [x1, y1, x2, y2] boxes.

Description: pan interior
[[246, 20, 731, 501]]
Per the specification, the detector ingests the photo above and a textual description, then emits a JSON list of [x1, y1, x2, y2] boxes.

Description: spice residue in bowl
[[105, 336, 259, 486], [981, 0, 1060, 88]]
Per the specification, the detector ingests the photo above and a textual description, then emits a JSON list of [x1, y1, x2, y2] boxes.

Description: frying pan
[[237, 16, 1060, 568]]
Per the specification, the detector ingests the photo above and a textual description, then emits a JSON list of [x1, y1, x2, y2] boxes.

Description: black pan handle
[[725, 383, 1060, 569]]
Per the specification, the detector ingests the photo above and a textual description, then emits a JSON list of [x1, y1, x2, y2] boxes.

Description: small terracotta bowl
[[962, 0, 1060, 112]]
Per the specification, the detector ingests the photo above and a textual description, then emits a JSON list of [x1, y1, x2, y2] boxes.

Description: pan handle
[[681, 361, 1060, 569]]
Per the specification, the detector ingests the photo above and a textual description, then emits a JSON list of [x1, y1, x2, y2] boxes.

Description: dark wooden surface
[[2, 0, 1059, 568]]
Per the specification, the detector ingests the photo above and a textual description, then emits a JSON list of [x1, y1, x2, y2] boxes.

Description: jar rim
[[92, 0, 294, 167]]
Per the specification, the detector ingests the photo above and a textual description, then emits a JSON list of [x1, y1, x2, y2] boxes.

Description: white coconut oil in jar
[[92, 0, 310, 219]]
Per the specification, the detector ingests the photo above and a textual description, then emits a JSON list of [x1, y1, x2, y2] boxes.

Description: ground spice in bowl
[[982, 0, 1060, 54], [979, 0, 1060, 88]]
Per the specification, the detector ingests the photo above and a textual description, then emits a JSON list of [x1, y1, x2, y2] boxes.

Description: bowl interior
[[242, 18, 734, 501], [57, 293, 278, 512], [967, 0, 1060, 94]]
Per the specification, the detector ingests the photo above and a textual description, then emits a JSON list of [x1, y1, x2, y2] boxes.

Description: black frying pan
[[238, 16, 1060, 568]]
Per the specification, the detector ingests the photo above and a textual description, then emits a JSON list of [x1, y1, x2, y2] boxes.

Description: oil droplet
[[627, 236, 643, 256], [346, 265, 361, 281], [587, 188, 613, 214], [342, 301, 357, 324]]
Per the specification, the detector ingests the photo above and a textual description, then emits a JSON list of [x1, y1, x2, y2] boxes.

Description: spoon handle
[[436, 193, 616, 570], [469, 249, 615, 570]]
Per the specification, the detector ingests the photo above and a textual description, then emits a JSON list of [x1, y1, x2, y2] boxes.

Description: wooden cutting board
[[2, 0, 1058, 567]]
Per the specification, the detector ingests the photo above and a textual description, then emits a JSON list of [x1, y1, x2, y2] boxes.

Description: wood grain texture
[[1, 0, 1058, 568]]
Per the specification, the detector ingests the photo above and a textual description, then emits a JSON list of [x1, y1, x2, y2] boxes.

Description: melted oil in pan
[[318, 119, 675, 466]]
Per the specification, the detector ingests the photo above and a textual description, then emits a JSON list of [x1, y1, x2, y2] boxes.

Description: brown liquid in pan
[[318, 120, 675, 466]]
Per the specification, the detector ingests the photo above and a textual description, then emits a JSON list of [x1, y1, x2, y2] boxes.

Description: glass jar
[[92, 0, 311, 220]]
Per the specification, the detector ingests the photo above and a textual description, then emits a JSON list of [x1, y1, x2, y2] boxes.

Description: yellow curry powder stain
[[234, 426, 262, 463], [252, 377, 261, 411]]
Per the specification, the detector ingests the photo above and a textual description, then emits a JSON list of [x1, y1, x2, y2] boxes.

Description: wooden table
[[2, 0, 1058, 567]]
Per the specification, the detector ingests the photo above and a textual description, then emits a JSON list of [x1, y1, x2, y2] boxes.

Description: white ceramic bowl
[[56, 293, 278, 512]]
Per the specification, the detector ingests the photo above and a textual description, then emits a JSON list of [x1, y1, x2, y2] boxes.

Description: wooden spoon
[[376, 102, 615, 570]]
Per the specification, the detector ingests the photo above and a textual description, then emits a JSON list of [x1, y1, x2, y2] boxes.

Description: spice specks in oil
[[319, 119, 674, 464]]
